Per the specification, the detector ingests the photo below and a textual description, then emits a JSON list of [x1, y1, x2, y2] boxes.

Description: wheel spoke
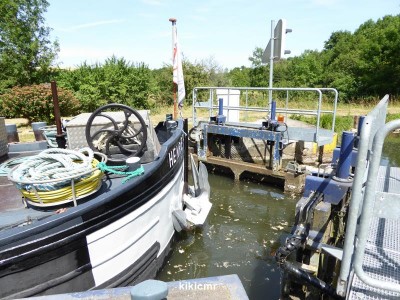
[[85, 104, 148, 163]]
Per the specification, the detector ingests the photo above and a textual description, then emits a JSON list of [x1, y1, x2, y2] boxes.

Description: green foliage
[[152, 59, 212, 107], [386, 113, 400, 122], [249, 65, 269, 87], [150, 66, 173, 107], [320, 15, 400, 100], [227, 66, 250, 87], [0, 0, 59, 92], [56, 56, 153, 112], [287, 50, 324, 87], [291, 114, 353, 133], [0, 84, 80, 123], [234, 15, 400, 102], [248, 47, 264, 67]]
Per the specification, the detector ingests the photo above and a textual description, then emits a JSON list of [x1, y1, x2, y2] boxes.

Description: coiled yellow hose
[[20, 161, 103, 204], [8, 148, 107, 207]]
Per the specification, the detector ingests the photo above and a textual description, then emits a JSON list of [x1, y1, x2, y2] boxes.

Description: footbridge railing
[[192, 87, 338, 145], [336, 95, 400, 296]]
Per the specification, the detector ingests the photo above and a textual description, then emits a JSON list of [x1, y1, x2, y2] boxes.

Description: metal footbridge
[[337, 95, 400, 299], [191, 87, 338, 171]]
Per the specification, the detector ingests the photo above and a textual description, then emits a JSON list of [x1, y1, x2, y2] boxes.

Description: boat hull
[[0, 124, 186, 299]]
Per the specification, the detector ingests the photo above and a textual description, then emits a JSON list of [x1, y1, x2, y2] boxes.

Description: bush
[[56, 56, 154, 112], [1, 84, 80, 123]]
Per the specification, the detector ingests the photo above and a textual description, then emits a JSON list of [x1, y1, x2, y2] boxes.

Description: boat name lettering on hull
[[169, 136, 184, 168]]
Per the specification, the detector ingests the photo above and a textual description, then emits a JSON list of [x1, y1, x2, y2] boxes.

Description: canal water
[[157, 174, 299, 299], [157, 134, 399, 299]]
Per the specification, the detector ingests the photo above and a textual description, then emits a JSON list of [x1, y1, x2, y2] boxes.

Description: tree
[[354, 16, 400, 97], [287, 50, 324, 87], [248, 47, 264, 67], [0, 0, 59, 92], [199, 56, 229, 87], [228, 66, 250, 87], [56, 56, 152, 112]]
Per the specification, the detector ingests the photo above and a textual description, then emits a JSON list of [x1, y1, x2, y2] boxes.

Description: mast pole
[[169, 18, 178, 119]]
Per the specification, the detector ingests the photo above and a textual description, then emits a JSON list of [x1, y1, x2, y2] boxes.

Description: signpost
[[262, 19, 292, 106]]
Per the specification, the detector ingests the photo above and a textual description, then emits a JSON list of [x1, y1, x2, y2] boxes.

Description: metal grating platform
[[348, 217, 400, 299], [376, 166, 400, 194], [348, 166, 400, 299]]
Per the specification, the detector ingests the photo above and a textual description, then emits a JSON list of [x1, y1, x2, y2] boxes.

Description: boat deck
[[348, 165, 400, 299], [0, 167, 127, 233]]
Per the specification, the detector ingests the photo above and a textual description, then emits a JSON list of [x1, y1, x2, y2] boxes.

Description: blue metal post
[[357, 116, 365, 137], [336, 131, 355, 179], [354, 115, 365, 149], [216, 98, 226, 124], [270, 100, 276, 120], [218, 98, 223, 116]]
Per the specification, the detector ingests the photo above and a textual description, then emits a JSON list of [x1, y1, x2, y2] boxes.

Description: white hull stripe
[[86, 164, 184, 286]]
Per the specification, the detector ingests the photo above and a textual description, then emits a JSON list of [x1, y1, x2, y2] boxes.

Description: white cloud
[[57, 19, 125, 32]]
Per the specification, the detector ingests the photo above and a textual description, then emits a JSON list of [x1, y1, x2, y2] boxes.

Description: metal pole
[[270, 100, 276, 120], [51, 81, 62, 136], [269, 20, 275, 109], [169, 18, 178, 120], [336, 131, 354, 179], [50, 81, 67, 148], [218, 98, 224, 116], [184, 118, 189, 194]]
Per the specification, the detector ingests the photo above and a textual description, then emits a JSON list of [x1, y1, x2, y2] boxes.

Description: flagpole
[[169, 18, 178, 119]]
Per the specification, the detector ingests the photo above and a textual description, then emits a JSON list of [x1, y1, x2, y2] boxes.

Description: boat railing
[[191, 86, 338, 145], [337, 95, 399, 296]]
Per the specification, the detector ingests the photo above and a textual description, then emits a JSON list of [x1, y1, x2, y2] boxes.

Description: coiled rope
[[8, 148, 105, 206], [0, 157, 31, 176]]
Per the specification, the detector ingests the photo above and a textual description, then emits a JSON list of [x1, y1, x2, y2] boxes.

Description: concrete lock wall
[[216, 89, 240, 123]]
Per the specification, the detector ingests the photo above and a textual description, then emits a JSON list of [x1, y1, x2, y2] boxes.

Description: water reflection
[[157, 174, 299, 300]]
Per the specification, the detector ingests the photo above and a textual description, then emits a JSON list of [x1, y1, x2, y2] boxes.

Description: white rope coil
[[10, 147, 95, 191]]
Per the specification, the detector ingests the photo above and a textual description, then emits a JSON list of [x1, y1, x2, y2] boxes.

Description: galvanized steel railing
[[336, 95, 391, 296], [353, 118, 400, 293], [191, 87, 338, 144]]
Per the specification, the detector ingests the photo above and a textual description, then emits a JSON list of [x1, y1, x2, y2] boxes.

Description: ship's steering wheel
[[85, 103, 147, 163]]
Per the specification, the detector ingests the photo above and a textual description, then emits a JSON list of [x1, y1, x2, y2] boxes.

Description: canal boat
[[0, 104, 211, 299]]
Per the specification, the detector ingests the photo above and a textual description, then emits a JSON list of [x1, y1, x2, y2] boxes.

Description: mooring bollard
[[31, 122, 47, 141], [130, 280, 168, 300], [126, 156, 141, 171], [6, 124, 19, 143]]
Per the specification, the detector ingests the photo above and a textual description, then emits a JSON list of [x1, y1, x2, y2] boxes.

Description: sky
[[45, 0, 400, 70]]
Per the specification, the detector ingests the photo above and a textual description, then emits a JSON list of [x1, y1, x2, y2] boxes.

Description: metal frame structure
[[192, 86, 338, 146], [191, 86, 338, 172], [335, 95, 400, 296]]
